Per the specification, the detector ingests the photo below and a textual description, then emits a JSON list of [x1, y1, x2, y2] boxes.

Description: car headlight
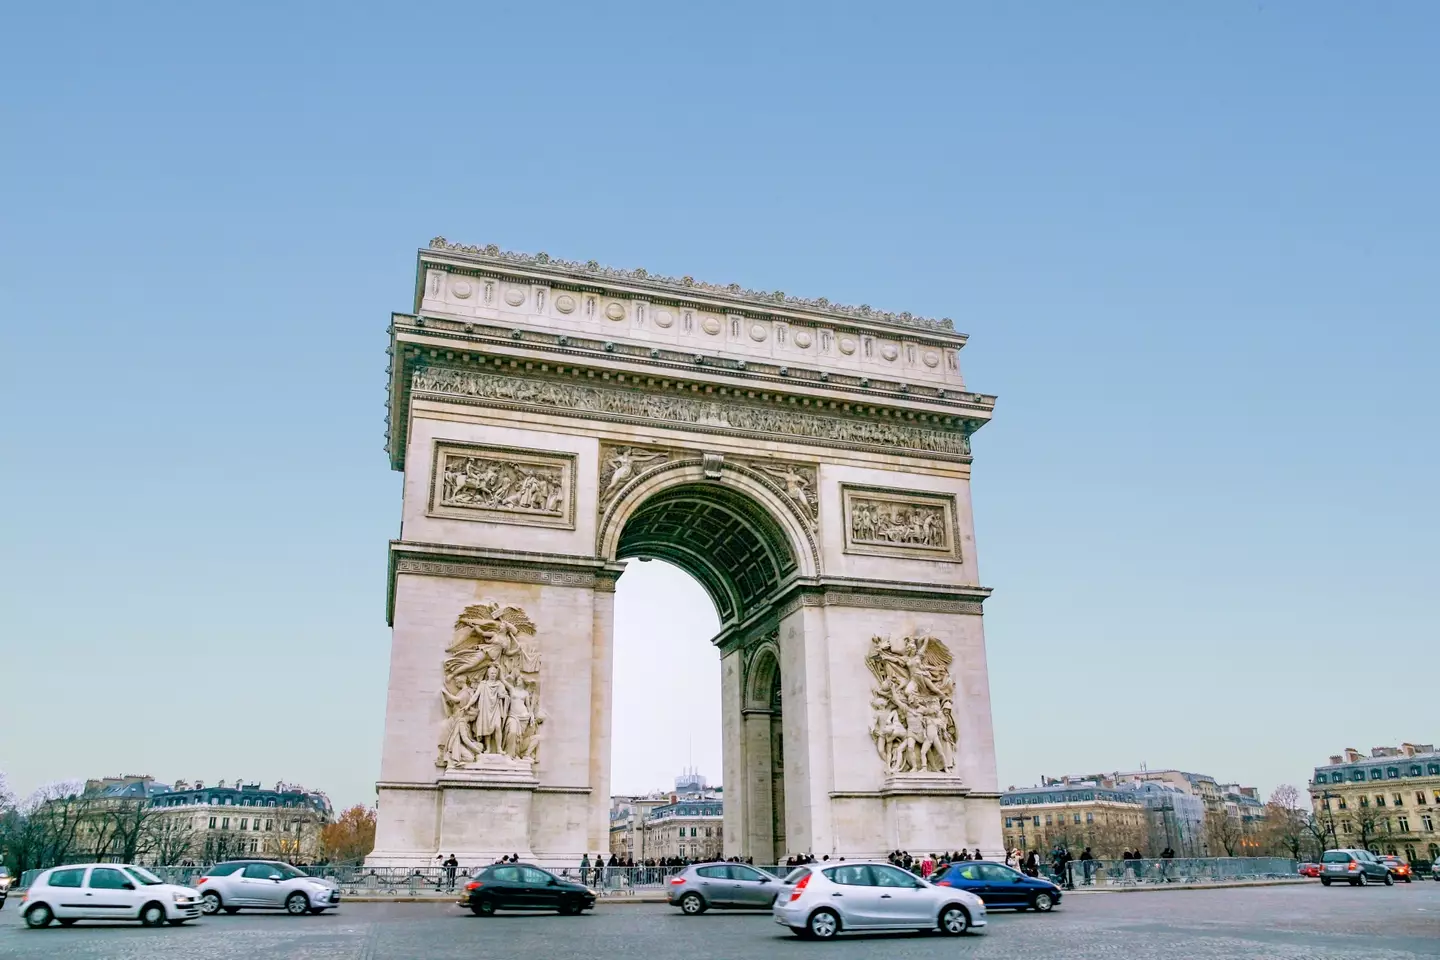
[[585, 888, 598, 897]]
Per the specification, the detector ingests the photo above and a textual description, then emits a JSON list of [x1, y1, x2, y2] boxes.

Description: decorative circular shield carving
[[794, 331, 813, 348], [881, 344, 899, 361], [554, 294, 576, 314], [838, 337, 857, 355], [923, 350, 940, 367], [504, 288, 526, 307], [604, 303, 626, 321], [654, 310, 674, 328], [750, 324, 768, 342], [451, 280, 473, 299], [702, 317, 722, 335]]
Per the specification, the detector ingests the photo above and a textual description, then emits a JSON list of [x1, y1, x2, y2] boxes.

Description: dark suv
[[1319, 849, 1393, 886]]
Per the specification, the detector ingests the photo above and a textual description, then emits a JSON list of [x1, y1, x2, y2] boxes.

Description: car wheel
[[200, 892, 222, 915], [472, 897, 496, 917], [140, 902, 167, 927], [807, 908, 840, 940], [1320, 878, 1331, 886], [1383, 873, 1394, 886], [285, 892, 311, 915], [24, 904, 53, 928], [939, 905, 971, 936], [1033, 891, 1055, 912], [679, 892, 706, 915]]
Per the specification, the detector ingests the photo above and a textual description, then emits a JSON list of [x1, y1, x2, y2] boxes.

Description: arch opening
[[615, 482, 798, 626]]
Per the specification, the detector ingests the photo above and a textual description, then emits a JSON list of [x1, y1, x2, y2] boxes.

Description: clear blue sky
[[1, 2, 1436, 811]]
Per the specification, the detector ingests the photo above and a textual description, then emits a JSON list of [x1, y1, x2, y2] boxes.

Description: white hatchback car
[[772, 861, 986, 940], [21, 863, 202, 928]]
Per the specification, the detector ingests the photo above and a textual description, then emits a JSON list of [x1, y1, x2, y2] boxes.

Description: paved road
[[2, 883, 1438, 958]]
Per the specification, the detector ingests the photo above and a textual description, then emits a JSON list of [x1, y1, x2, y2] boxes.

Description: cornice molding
[[424, 238, 956, 334]]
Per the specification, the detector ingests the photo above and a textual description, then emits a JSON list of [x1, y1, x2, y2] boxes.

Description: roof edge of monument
[[422, 237, 958, 335]]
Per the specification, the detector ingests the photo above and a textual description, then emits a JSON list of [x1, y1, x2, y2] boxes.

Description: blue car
[[932, 861, 1062, 912]]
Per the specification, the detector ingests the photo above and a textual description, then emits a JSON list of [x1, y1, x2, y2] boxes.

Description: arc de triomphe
[[370, 239, 1000, 865]]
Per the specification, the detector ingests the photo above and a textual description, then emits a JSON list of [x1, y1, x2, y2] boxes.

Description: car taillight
[[788, 874, 811, 902], [1348, 862, 1359, 871], [196, 877, 208, 884], [670, 876, 686, 885], [936, 880, 952, 886], [465, 881, 482, 891]]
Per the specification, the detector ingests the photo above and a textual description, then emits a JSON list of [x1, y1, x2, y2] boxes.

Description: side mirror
[[269, 875, 283, 882], [548, 878, 559, 886], [121, 882, 136, 890]]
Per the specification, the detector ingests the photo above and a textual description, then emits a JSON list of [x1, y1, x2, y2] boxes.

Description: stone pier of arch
[[368, 240, 1002, 866]]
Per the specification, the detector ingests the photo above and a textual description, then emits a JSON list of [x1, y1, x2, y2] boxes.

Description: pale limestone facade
[[369, 240, 1002, 866]]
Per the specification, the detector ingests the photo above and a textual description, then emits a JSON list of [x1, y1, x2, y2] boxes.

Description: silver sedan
[[772, 861, 986, 940]]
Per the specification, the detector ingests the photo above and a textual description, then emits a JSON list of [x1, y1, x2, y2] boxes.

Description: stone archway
[[369, 239, 1001, 866]]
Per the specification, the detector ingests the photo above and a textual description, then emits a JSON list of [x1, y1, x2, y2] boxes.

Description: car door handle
[[880, 894, 892, 899], [831, 892, 843, 897]]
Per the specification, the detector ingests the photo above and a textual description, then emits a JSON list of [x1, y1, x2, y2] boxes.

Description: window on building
[[1424, 816, 1435, 832], [265, 819, 273, 831], [249, 839, 258, 852], [1351, 771, 1364, 782], [1398, 817, 1410, 832], [1033, 816, 1040, 826], [222, 817, 230, 829], [1429, 765, 1440, 776], [1045, 815, 1052, 826], [1073, 814, 1081, 824], [1376, 796, 1386, 808], [1341, 822, 1351, 834], [1387, 768, 1400, 779], [1418, 792, 1428, 806], [1338, 797, 1348, 809], [1411, 766, 1423, 777], [1394, 794, 1404, 807], [240, 819, 248, 830], [1315, 774, 1327, 784], [208, 817, 217, 829], [1370, 769, 1383, 781], [1086, 812, 1094, 824]]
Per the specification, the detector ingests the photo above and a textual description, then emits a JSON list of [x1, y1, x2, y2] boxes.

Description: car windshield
[[272, 864, 308, 879], [124, 866, 165, 886]]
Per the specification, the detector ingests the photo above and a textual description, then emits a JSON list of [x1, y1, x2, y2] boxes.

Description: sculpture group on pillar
[[436, 600, 544, 770], [866, 634, 959, 775]]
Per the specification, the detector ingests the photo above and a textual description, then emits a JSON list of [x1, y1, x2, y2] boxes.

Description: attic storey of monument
[[370, 240, 1000, 867]]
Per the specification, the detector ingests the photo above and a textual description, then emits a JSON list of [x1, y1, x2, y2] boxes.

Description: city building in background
[[1000, 780, 1147, 856], [609, 772, 724, 861], [150, 779, 334, 863], [1310, 743, 1440, 865]]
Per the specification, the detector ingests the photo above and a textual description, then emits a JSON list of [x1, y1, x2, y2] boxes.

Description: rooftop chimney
[[1343, 748, 1361, 763], [1401, 743, 1416, 757], [1328, 755, 1343, 765]]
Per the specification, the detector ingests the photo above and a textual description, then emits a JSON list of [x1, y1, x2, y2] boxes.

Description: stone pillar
[[777, 603, 834, 858]]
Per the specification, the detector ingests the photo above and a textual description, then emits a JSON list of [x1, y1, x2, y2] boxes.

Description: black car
[[461, 863, 596, 916]]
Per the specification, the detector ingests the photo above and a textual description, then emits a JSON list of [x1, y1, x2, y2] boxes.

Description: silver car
[[668, 862, 782, 914], [772, 861, 986, 940], [196, 860, 341, 915]]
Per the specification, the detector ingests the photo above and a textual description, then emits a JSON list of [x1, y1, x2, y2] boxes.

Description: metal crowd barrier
[[1065, 857, 1299, 887]]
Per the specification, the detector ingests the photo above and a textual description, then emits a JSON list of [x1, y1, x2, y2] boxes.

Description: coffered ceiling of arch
[[615, 485, 797, 626]]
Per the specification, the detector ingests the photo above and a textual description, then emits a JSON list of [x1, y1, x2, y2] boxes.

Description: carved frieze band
[[772, 592, 985, 621], [394, 558, 619, 592], [428, 442, 577, 529], [411, 368, 971, 459], [841, 485, 961, 561]]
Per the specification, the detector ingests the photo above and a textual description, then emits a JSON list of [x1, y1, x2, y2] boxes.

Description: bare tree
[[102, 799, 162, 864], [1262, 785, 1308, 860], [1205, 809, 1242, 856], [145, 812, 197, 865]]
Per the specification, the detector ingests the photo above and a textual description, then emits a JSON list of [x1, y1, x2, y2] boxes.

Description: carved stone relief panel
[[437, 599, 544, 773], [737, 457, 818, 530], [598, 443, 673, 509], [428, 441, 577, 529], [866, 634, 958, 775], [841, 484, 960, 560]]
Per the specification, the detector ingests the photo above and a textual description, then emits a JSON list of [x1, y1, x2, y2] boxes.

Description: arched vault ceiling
[[616, 484, 798, 626]]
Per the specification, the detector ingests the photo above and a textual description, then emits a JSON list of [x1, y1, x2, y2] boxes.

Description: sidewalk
[[342, 878, 1314, 903]]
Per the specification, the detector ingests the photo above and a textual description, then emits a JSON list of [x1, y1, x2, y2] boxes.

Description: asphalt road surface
[[2, 883, 1438, 959]]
